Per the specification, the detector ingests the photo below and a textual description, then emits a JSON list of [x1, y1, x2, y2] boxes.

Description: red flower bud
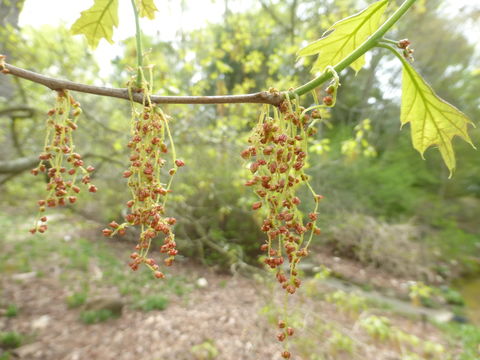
[[252, 202, 262, 210], [102, 228, 113, 237], [154, 271, 165, 279], [323, 95, 333, 106]]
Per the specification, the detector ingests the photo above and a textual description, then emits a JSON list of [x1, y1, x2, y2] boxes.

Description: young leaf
[[401, 61, 475, 176], [71, 0, 119, 49], [298, 0, 388, 74], [136, 0, 158, 20]]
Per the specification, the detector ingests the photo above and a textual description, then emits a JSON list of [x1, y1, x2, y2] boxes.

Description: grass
[[439, 323, 480, 360], [0, 213, 190, 310], [80, 309, 119, 324], [4, 304, 18, 318], [190, 340, 219, 360], [66, 291, 88, 309], [136, 295, 169, 312], [0, 332, 23, 349]]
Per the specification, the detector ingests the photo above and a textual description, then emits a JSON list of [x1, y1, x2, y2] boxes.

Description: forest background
[[1, 0, 480, 359]]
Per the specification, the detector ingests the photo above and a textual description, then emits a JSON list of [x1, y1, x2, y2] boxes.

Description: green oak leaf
[[71, 0, 119, 49], [401, 61, 475, 176], [298, 0, 388, 74], [136, 0, 158, 20]]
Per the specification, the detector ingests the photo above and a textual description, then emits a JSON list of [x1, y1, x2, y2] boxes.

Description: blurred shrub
[[166, 140, 264, 268], [425, 224, 480, 276], [325, 212, 434, 279]]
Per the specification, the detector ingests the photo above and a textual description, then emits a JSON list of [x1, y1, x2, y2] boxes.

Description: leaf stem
[[381, 37, 401, 46], [376, 43, 408, 66], [130, 0, 144, 87], [292, 0, 417, 97]]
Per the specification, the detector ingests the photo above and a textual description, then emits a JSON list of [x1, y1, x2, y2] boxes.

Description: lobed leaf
[[136, 0, 158, 20], [298, 0, 388, 74], [71, 0, 119, 49], [401, 61, 475, 176]]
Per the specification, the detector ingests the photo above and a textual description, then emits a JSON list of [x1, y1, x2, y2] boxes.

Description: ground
[[0, 211, 473, 359]]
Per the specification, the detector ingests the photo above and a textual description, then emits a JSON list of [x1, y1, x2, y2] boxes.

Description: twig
[[0, 106, 36, 118], [1, 63, 285, 106]]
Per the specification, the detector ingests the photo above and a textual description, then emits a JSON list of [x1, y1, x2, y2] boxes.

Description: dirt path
[[0, 213, 462, 360], [2, 271, 283, 360]]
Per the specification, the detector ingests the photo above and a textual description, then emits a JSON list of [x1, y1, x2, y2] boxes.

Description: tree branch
[[1, 62, 285, 106], [0, 106, 36, 118], [0, 0, 416, 106], [259, 0, 291, 34], [0, 156, 37, 174]]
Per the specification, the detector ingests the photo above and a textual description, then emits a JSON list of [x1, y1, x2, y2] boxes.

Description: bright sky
[[18, 0, 232, 77], [18, 0, 476, 78], [18, 0, 228, 40]]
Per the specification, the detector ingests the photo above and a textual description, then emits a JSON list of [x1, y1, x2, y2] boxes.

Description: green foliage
[[4, 304, 18, 318], [1, 0, 478, 300], [440, 287, 464, 306], [298, 0, 388, 73], [341, 118, 377, 160], [360, 315, 392, 341], [440, 323, 480, 360], [325, 290, 368, 316], [327, 330, 355, 354], [136, 295, 169, 312], [0, 214, 190, 315], [80, 309, 118, 324], [400, 59, 475, 176], [408, 282, 434, 307], [1, 3, 479, 359], [0, 332, 22, 350], [359, 315, 447, 357], [66, 291, 88, 309], [190, 340, 219, 360], [425, 224, 480, 275], [71, 0, 119, 48], [136, 0, 158, 20], [171, 143, 264, 266]]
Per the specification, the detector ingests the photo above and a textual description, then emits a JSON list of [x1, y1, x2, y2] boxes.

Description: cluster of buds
[[103, 82, 184, 279], [277, 320, 295, 358], [242, 96, 323, 295], [398, 38, 414, 61], [0, 54, 8, 74], [30, 91, 96, 234], [243, 91, 333, 359]]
